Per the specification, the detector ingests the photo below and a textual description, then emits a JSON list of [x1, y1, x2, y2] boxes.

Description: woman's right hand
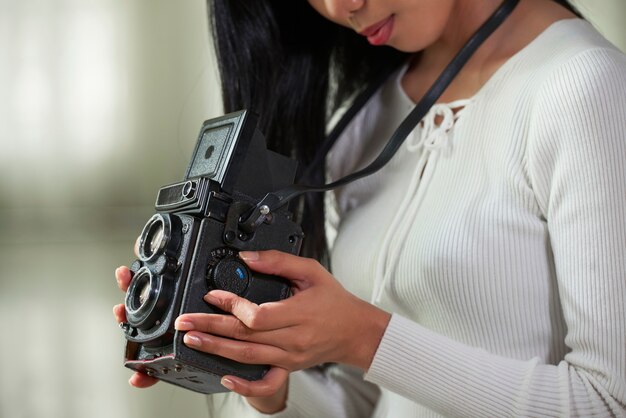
[[113, 265, 159, 388]]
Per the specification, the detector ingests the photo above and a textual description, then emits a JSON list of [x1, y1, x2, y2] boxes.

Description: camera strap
[[239, 0, 519, 232], [298, 58, 406, 185]]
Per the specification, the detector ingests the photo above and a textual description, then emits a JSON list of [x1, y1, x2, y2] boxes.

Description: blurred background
[[0, 0, 220, 417], [0, 1, 623, 418]]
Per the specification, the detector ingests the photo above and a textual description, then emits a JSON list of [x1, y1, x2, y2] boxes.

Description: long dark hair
[[208, 0, 406, 262]]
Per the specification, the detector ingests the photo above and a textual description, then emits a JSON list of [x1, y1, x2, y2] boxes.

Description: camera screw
[[174, 364, 184, 373], [260, 205, 270, 216], [145, 369, 156, 377], [224, 230, 236, 243], [161, 368, 170, 375], [182, 224, 190, 234]]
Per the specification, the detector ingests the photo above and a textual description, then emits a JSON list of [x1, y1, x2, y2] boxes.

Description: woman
[[114, 0, 626, 416]]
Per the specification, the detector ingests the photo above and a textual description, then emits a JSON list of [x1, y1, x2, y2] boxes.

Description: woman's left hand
[[174, 250, 391, 393]]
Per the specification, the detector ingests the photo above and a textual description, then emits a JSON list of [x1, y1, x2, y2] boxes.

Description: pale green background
[[0, 1, 623, 418], [0, 0, 219, 417]]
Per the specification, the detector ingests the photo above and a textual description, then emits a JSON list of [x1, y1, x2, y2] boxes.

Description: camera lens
[[132, 273, 152, 311], [148, 224, 164, 255], [138, 214, 181, 262], [125, 267, 171, 330]]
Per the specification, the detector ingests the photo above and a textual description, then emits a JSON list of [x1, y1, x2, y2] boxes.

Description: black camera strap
[[298, 58, 405, 185], [240, 0, 519, 232]]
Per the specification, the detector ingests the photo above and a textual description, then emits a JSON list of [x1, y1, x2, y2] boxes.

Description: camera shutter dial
[[207, 248, 250, 296]]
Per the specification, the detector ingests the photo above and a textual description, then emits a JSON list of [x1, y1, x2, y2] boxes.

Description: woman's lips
[[359, 16, 395, 46]]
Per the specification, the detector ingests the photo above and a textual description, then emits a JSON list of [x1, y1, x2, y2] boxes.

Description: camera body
[[121, 110, 303, 394]]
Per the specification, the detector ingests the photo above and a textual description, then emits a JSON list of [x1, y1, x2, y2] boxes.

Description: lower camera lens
[[125, 267, 170, 330], [131, 271, 153, 311]]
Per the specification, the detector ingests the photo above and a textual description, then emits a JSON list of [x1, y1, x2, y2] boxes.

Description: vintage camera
[[121, 110, 303, 394]]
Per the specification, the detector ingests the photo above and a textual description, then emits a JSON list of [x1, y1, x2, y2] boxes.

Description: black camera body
[[121, 110, 303, 394]]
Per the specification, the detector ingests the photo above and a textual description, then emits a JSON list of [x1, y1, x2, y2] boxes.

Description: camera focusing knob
[[207, 248, 250, 296], [213, 258, 249, 296]]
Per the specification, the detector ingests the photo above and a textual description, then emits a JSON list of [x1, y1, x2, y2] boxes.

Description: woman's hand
[[114, 263, 288, 413], [174, 250, 391, 396], [113, 266, 159, 388]]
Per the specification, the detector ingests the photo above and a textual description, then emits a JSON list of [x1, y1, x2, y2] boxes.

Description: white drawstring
[[372, 99, 471, 305]]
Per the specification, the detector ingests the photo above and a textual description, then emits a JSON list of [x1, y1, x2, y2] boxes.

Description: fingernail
[[204, 293, 218, 304], [239, 251, 259, 262], [175, 320, 194, 331], [184, 334, 202, 347], [221, 377, 235, 390]]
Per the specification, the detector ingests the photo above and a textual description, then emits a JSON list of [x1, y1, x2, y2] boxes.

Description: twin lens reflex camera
[[120, 110, 303, 394]]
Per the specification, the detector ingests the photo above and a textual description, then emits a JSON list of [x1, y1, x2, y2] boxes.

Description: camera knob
[[210, 257, 250, 296]]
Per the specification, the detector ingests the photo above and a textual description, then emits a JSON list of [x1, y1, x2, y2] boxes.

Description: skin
[[114, 0, 576, 413]]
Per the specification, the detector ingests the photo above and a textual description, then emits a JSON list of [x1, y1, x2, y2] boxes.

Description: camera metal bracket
[[224, 201, 255, 243], [237, 193, 282, 234]]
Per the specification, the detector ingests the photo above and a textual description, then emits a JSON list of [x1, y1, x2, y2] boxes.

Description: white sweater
[[210, 19, 626, 417]]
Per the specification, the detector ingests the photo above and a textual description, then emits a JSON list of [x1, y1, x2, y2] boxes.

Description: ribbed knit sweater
[[209, 19, 626, 418]]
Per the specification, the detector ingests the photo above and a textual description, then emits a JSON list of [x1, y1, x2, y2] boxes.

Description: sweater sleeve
[[207, 365, 380, 418], [365, 47, 626, 417]]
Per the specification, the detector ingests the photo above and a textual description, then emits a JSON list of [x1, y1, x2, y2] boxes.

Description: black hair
[[208, 0, 406, 263]]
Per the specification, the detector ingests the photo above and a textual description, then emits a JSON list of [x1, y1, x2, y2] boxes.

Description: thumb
[[239, 250, 327, 291]]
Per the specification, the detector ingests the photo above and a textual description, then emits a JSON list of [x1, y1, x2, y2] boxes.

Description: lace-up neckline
[[371, 73, 473, 304], [407, 99, 472, 153]]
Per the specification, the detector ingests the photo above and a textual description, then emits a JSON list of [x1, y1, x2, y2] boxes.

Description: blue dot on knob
[[236, 267, 245, 279]]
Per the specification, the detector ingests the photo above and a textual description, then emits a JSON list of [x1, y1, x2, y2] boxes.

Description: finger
[[183, 331, 289, 367], [239, 250, 327, 290], [204, 291, 296, 330], [113, 303, 127, 323], [134, 236, 140, 258], [129, 372, 159, 388], [115, 266, 132, 292], [175, 313, 294, 346], [221, 367, 288, 398]]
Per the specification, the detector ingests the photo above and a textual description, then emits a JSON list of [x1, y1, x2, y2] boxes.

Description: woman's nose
[[343, 0, 364, 13], [326, 0, 365, 19]]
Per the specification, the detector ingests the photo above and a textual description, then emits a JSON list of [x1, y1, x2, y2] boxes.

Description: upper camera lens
[[139, 215, 166, 261], [138, 214, 181, 262], [148, 223, 164, 255]]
